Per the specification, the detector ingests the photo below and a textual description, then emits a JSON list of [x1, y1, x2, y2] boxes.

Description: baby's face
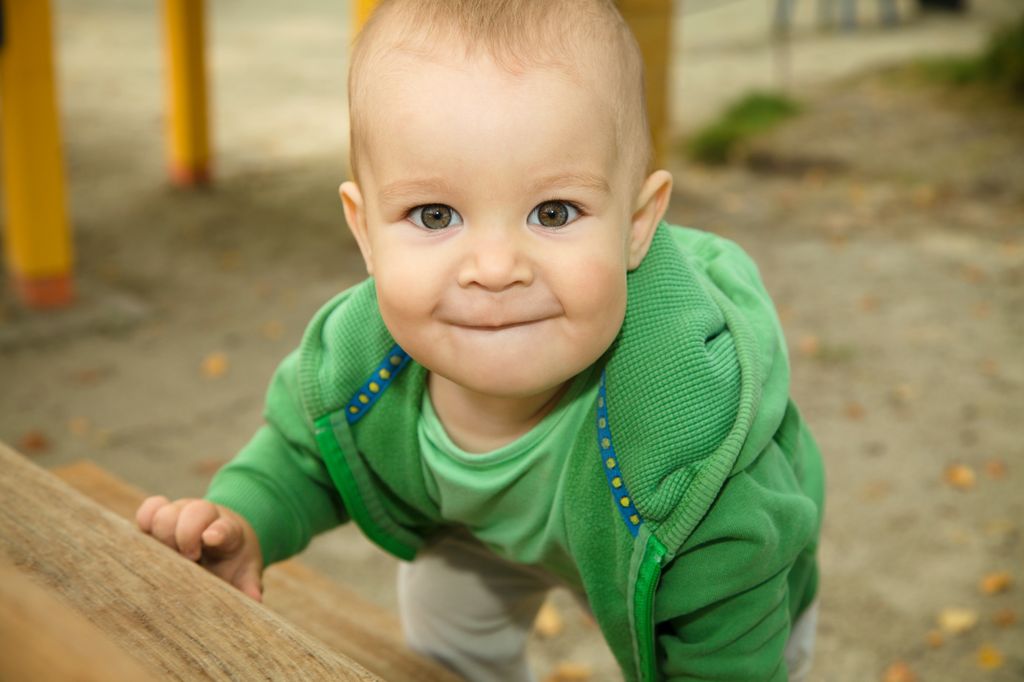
[[343, 52, 653, 399]]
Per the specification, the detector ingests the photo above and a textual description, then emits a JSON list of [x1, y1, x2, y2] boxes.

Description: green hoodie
[[208, 222, 824, 681]]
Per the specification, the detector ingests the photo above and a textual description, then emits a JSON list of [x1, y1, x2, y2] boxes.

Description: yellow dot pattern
[[345, 344, 411, 424], [595, 371, 642, 536]]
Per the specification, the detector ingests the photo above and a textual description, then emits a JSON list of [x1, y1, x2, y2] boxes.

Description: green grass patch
[[913, 55, 986, 85], [913, 14, 1024, 100], [686, 91, 802, 165]]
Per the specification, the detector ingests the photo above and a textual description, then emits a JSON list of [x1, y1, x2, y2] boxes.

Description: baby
[[136, 1, 825, 680]]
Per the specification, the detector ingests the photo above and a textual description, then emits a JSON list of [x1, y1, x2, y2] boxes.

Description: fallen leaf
[[925, 630, 945, 648], [890, 384, 916, 406], [858, 295, 880, 312], [984, 459, 1008, 480], [218, 250, 242, 272], [848, 182, 867, 206], [803, 168, 828, 187], [860, 480, 892, 501], [992, 609, 1017, 628], [961, 264, 987, 284], [979, 358, 999, 377], [882, 661, 917, 682], [534, 601, 565, 638], [938, 607, 979, 634], [261, 320, 284, 340], [797, 335, 820, 357], [68, 366, 114, 386], [943, 464, 976, 491], [68, 416, 91, 437], [1000, 238, 1021, 257], [845, 401, 866, 421], [824, 212, 853, 233], [911, 184, 938, 209], [255, 281, 275, 300], [201, 352, 229, 379], [947, 528, 972, 546], [19, 430, 50, 455], [98, 262, 122, 285], [976, 644, 1004, 670], [971, 302, 991, 319], [984, 518, 1017, 539], [543, 662, 592, 682], [980, 572, 1013, 596]]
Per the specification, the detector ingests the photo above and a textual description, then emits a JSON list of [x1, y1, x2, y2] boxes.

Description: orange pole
[[0, 0, 75, 308], [163, 0, 211, 186]]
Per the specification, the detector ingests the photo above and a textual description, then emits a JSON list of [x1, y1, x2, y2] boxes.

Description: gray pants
[[398, 532, 819, 682]]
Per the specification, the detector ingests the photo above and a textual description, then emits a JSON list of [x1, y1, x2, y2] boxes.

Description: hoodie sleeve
[[652, 438, 820, 681], [205, 350, 348, 566]]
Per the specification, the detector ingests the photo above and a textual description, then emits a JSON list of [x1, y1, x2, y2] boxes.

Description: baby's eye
[[409, 204, 463, 230], [528, 200, 580, 229]]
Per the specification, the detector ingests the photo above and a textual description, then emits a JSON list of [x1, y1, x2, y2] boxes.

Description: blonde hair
[[347, 0, 651, 188]]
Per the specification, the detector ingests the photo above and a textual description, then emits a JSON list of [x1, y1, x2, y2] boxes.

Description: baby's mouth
[[450, 317, 554, 331]]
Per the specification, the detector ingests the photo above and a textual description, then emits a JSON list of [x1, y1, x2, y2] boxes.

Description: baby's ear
[[627, 170, 673, 270], [339, 181, 373, 275]]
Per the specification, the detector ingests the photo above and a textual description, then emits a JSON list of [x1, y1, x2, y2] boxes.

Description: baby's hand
[[136, 496, 264, 602]]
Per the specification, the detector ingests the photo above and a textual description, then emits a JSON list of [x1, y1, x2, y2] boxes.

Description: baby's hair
[[347, 0, 651, 189]]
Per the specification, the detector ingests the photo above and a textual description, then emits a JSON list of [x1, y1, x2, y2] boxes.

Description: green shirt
[[418, 366, 599, 586]]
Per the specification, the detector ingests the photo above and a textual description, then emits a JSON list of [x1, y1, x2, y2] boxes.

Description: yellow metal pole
[[617, 0, 673, 169], [163, 0, 211, 186], [0, 0, 75, 308]]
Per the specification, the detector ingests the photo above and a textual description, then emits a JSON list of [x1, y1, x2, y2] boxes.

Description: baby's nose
[[458, 230, 533, 291]]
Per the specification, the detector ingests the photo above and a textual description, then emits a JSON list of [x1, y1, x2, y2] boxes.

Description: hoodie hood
[[605, 223, 792, 553]]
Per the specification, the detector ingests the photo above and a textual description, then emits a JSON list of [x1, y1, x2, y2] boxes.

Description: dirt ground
[[2, 1, 1022, 680]]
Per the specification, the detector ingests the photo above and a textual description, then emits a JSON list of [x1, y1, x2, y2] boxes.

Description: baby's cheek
[[562, 262, 627, 351], [572, 260, 626, 315], [374, 272, 425, 332]]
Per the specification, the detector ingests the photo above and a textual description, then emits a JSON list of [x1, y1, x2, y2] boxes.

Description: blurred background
[[1, 0, 1021, 680]]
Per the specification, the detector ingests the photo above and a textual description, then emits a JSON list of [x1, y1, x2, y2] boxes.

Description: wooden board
[[50, 458, 461, 682], [0, 443, 379, 681], [0, 559, 159, 681]]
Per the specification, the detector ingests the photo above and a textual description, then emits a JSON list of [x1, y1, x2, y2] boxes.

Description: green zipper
[[314, 412, 418, 561], [633, 532, 668, 680]]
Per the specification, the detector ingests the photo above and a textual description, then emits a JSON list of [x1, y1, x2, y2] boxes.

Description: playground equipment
[[0, 0, 73, 308]]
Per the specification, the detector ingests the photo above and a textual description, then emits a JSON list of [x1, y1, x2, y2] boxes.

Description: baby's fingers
[[200, 515, 243, 558], [203, 547, 263, 602], [149, 501, 186, 552], [176, 500, 220, 561], [234, 562, 263, 603], [136, 495, 171, 533]]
